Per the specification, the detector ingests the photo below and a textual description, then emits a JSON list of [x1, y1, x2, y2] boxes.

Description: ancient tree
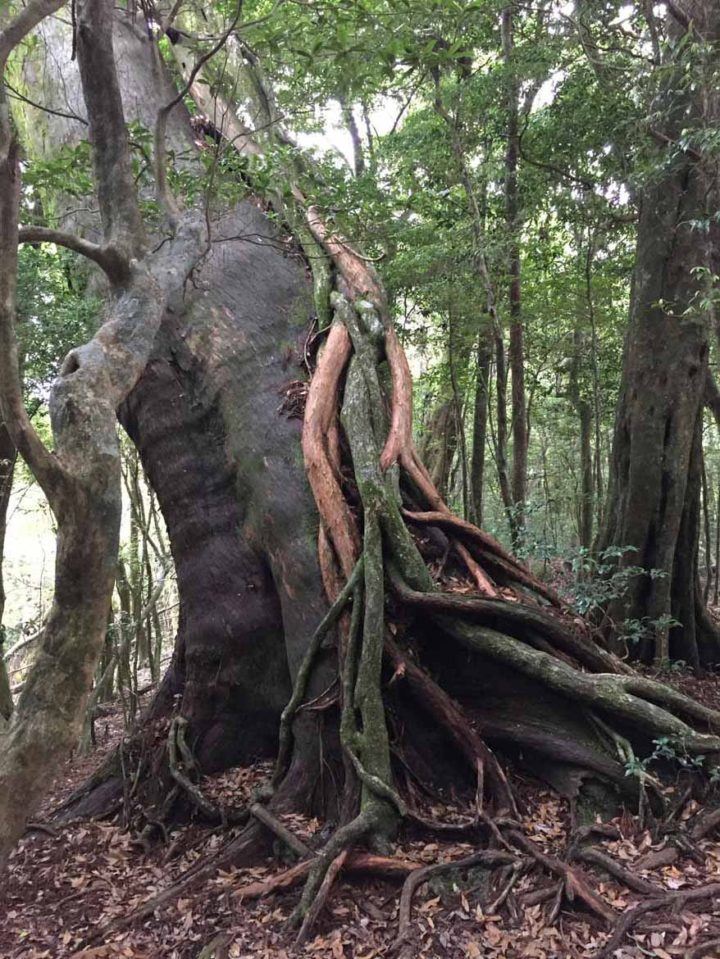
[[1, 0, 720, 940]]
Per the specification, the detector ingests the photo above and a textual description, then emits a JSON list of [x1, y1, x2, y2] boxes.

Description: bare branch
[[18, 225, 129, 283], [5, 79, 87, 126]]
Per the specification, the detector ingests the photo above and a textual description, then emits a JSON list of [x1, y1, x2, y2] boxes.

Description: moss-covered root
[[441, 617, 720, 757]]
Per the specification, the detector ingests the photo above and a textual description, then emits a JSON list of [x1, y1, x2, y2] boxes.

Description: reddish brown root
[[403, 507, 563, 607], [295, 849, 348, 946], [302, 319, 359, 580], [380, 326, 413, 472], [507, 830, 616, 924], [306, 205, 386, 311], [234, 851, 422, 902]]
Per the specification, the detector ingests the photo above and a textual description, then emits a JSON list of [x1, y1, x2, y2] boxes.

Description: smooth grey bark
[[0, 0, 208, 862], [16, 7, 335, 824]]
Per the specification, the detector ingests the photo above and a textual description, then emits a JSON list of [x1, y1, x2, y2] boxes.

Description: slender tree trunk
[[502, 4, 528, 544], [495, 333, 513, 522], [0, 422, 15, 721], [418, 397, 459, 501], [470, 332, 492, 526], [585, 237, 604, 532], [339, 95, 365, 178], [568, 291, 593, 549], [702, 449, 712, 604]]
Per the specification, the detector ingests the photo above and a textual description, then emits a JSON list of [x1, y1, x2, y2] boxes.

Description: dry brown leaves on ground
[[2, 694, 720, 959]]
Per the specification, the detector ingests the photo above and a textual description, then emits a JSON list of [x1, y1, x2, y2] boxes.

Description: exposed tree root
[[384, 634, 517, 816], [248, 803, 310, 859], [596, 882, 720, 959], [295, 849, 347, 946], [391, 849, 517, 952], [573, 846, 662, 894], [233, 852, 421, 903], [505, 829, 615, 923], [258, 280, 720, 931]]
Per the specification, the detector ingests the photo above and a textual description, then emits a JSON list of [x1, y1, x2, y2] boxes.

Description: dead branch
[[249, 803, 310, 859], [507, 830, 615, 923]]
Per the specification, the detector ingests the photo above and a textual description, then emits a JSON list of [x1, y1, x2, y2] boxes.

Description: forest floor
[[2, 674, 720, 959]]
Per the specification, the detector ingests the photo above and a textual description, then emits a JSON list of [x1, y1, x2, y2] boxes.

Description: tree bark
[[6, 7, 720, 916], [0, 0, 208, 861], [568, 326, 593, 549], [0, 421, 14, 721], [599, 0, 720, 666], [470, 331, 492, 526], [502, 4, 528, 545]]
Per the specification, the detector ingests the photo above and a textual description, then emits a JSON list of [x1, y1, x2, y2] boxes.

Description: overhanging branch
[[18, 226, 129, 284]]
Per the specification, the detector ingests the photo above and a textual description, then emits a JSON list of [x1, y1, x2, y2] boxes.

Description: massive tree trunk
[[4, 3, 720, 934], [599, 1, 720, 667]]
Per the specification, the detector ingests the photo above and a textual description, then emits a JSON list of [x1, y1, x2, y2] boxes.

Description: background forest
[[2, 1, 720, 957]]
